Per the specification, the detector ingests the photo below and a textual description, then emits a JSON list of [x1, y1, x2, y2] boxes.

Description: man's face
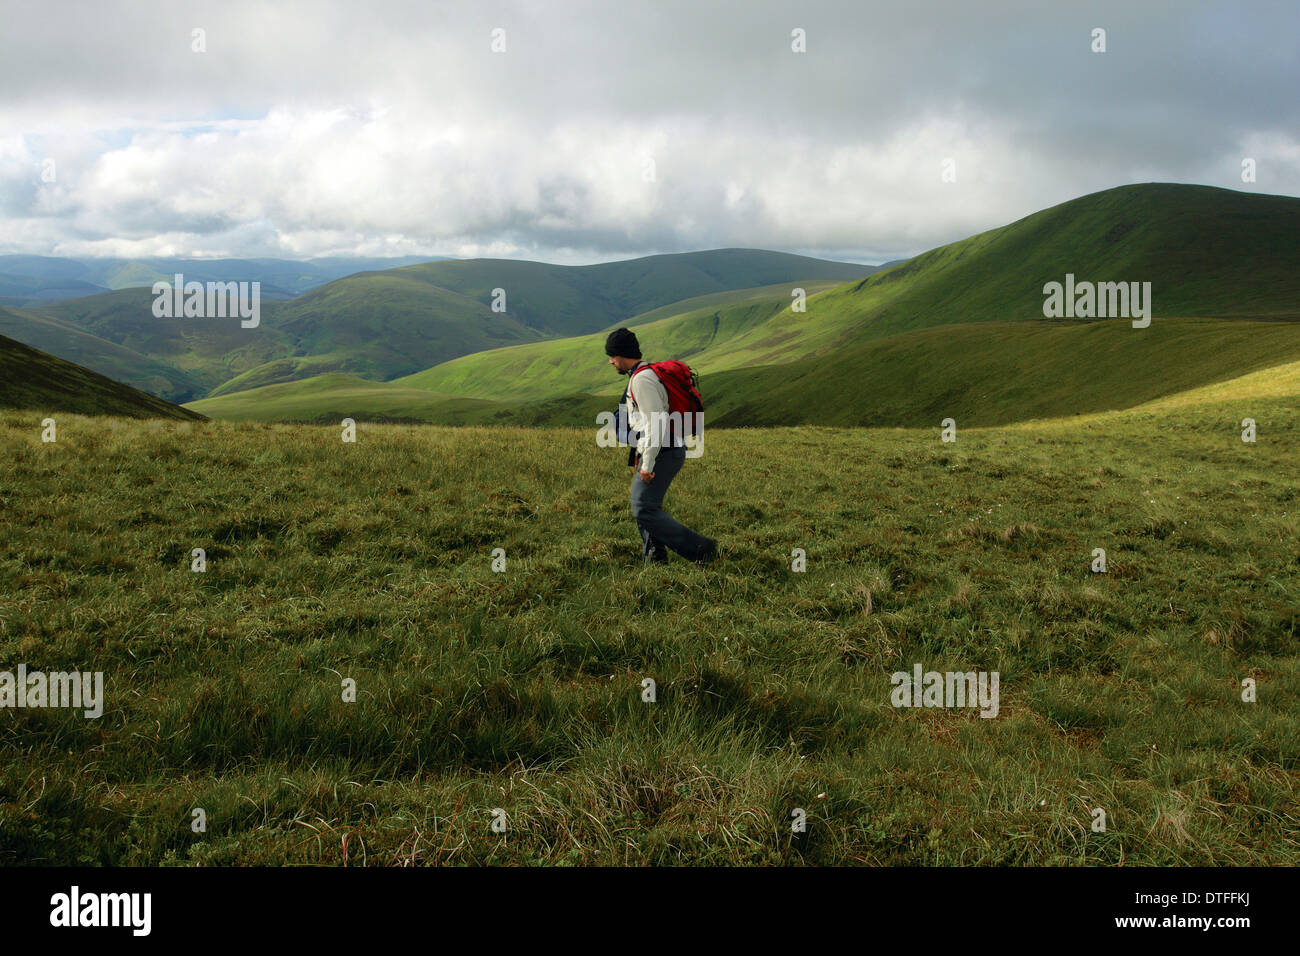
[[608, 354, 639, 374]]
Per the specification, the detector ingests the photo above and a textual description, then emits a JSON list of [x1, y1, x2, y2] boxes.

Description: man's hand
[[639, 469, 655, 483]]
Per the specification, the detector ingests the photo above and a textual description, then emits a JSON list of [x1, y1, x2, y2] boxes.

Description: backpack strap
[[625, 361, 649, 407]]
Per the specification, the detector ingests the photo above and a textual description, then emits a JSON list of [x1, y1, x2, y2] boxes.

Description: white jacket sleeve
[[629, 366, 670, 473]]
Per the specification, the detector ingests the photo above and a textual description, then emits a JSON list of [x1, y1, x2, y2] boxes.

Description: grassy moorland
[[1, 361, 1296, 865]]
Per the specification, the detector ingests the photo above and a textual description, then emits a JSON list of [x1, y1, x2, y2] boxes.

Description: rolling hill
[[31, 288, 293, 399], [224, 248, 878, 390], [187, 183, 1300, 428], [187, 372, 504, 424], [6, 249, 877, 401], [185, 316, 1300, 428], [0, 333, 205, 421], [392, 280, 847, 400], [398, 182, 1300, 405], [699, 315, 1300, 428], [684, 182, 1300, 371], [187, 279, 846, 419], [0, 304, 208, 402], [377, 248, 878, 335]]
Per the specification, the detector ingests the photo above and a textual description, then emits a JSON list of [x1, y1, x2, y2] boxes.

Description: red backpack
[[625, 360, 704, 438]]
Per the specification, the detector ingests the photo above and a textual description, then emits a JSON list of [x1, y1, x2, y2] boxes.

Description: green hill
[[191, 183, 1300, 428], [251, 272, 546, 388], [31, 183, 1300, 423], [393, 280, 847, 401], [692, 182, 1300, 371], [0, 333, 205, 420], [659, 183, 1300, 371], [185, 317, 1300, 429], [381, 247, 876, 336], [13, 249, 874, 400], [228, 249, 875, 390], [187, 373, 506, 424], [30, 288, 292, 398], [391, 182, 1300, 410], [186, 280, 845, 420], [322, 182, 1295, 424], [701, 316, 1300, 428], [0, 305, 207, 402]]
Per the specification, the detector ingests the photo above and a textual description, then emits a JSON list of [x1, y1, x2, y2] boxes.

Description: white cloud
[[0, 0, 1297, 263]]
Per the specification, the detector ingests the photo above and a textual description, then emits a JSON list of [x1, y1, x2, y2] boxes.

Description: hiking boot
[[694, 541, 718, 568]]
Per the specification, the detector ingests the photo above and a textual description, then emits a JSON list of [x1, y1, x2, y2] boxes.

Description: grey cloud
[[0, 0, 1295, 262]]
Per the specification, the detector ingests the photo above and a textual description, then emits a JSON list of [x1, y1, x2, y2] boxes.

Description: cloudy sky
[[1, 0, 1297, 265]]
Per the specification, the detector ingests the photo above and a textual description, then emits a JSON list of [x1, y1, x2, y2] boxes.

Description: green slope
[[261, 272, 545, 385], [696, 182, 1300, 370], [22, 249, 874, 399], [702, 316, 1300, 428], [0, 305, 206, 402], [383, 247, 875, 337], [251, 249, 874, 387], [31, 288, 293, 398], [185, 317, 1300, 429], [1021, 350, 1300, 431], [186, 373, 510, 424], [0, 333, 205, 420], [206, 353, 391, 398], [390, 182, 1300, 410], [393, 280, 847, 401]]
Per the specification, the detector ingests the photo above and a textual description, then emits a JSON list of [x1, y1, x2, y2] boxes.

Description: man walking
[[606, 327, 718, 567]]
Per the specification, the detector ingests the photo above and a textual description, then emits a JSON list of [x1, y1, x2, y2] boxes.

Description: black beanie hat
[[604, 327, 641, 359]]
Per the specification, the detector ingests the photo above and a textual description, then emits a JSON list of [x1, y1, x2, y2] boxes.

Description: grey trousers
[[630, 445, 714, 561]]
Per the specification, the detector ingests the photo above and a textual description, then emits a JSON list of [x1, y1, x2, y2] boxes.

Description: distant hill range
[[3, 183, 1299, 427], [0, 254, 438, 304], [0, 249, 878, 402]]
